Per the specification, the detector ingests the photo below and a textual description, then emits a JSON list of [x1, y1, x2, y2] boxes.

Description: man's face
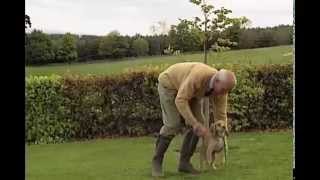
[[212, 78, 229, 96]]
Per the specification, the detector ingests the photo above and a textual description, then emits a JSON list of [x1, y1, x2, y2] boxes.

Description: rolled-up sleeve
[[211, 93, 228, 124]]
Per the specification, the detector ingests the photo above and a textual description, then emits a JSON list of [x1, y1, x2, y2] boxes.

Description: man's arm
[[211, 93, 228, 126], [175, 75, 199, 127], [190, 98, 207, 125], [212, 93, 229, 163]]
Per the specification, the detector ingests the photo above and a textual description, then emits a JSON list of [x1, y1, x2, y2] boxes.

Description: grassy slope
[[27, 131, 292, 180], [26, 45, 293, 76]]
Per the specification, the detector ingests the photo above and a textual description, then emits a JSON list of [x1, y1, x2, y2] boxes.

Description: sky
[[26, 0, 293, 36]]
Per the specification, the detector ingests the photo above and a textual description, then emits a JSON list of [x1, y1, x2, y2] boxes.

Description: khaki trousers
[[158, 83, 210, 136]]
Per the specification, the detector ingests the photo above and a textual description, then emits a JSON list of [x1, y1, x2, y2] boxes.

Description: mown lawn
[[26, 45, 292, 77], [27, 131, 292, 180]]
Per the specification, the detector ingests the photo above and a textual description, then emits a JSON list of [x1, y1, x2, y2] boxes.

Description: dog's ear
[[210, 123, 215, 134]]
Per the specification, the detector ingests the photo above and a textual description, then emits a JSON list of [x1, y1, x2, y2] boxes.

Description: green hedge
[[26, 76, 75, 144], [26, 63, 293, 144]]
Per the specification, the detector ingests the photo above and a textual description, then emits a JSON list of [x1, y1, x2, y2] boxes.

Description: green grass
[[27, 131, 292, 180], [26, 45, 293, 76]]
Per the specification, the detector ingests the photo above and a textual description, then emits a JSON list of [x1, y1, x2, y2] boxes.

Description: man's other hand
[[193, 122, 209, 137]]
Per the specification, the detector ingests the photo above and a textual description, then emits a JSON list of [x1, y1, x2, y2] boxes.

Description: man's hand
[[193, 122, 209, 137]]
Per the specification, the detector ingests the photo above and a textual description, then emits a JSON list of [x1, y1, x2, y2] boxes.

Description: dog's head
[[210, 120, 228, 137]]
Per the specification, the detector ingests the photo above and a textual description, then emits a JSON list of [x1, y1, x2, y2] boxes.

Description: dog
[[199, 120, 229, 171]]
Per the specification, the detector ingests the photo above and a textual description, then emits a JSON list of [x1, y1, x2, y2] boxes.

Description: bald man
[[152, 62, 236, 177]]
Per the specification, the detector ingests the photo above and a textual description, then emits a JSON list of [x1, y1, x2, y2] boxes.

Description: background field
[[26, 45, 292, 76], [26, 45, 293, 180], [27, 131, 292, 180]]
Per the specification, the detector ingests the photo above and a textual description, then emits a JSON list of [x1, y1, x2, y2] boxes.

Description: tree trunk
[[204, 15, 208, 64]]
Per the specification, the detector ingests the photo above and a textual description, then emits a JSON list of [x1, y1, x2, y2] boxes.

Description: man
[[152, 62, 237, 177]]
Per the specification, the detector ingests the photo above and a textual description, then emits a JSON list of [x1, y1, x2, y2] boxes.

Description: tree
[[124, 35, 135, 57], [238, 28, 259, 49], [148, 21, 171, 55], [238, 25, 292, 49], [145, 36, 161, 55], [168, 19, 202, 52], [62, 33, 78, 63], [168, 26, 177, 49], [289, 26, 293, 44], [254, 29, 277, 47], [132, 38, 149, 56], [98, 31, 129, 59], [159, 34, 170, 54], [25, 14, 32, 50], [76, 38, 87, 61], [76, 35, 101, 61], [54, 33, 78, 64], [25, 15, 31, 29], [189, 0, 248, 63], [273, 25, 292, 45], [25, 30, 55, 65], [222, 17, 251, 48]]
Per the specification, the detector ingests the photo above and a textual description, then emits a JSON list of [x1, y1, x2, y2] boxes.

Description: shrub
[[25, 30, 55, 65], [26, 75, 75, 144], [26, 63, 293, 144], [132, 38, 149, 56]]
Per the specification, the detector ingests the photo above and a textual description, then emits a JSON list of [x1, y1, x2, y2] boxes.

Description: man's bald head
[[210, 69, 237, 96], [215, 69, 237, 90]]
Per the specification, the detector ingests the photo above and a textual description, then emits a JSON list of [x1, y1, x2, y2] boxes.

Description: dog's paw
[[212, 163, 217, 170]]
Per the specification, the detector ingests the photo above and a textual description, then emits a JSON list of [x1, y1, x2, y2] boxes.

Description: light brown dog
[[199, 120, 228, 171]]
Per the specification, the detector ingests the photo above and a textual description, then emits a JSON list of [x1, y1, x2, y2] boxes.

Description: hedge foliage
[[26, 63, 293, 144]]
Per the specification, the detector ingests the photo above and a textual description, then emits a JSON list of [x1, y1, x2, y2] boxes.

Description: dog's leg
[[199, 144, 204, 171], [201, 146, 211, 171], [200, 138, 213, 172], [211, 153, 217, 170], [199, 138, 207, 172], [206, 141, 214, 163], [223, 136, 228, 164], [206, 141, 215, 170]]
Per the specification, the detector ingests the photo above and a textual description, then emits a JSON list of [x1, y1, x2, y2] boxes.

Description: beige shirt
[[158, 62, 228, 126]]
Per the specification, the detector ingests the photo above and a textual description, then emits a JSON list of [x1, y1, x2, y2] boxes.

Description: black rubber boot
[[152, 135, 174, 177], [178, 130, 200, 174]]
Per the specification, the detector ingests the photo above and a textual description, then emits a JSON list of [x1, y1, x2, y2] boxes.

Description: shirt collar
[[205, 75, 215, 96]]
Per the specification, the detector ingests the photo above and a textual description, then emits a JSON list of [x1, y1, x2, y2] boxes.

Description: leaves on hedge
[[26, 64, 293, 144]]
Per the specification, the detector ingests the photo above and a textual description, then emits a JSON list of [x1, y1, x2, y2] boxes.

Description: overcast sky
[[26, 0, 293, 36]]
